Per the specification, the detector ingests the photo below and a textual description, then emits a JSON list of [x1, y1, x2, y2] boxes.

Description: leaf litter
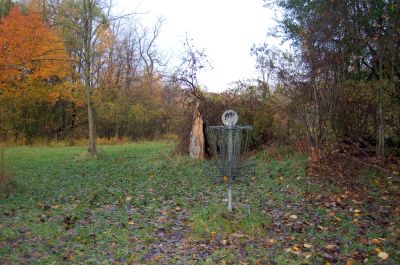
[[0, 143, 399, 264]]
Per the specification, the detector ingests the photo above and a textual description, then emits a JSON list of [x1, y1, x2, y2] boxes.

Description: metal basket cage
[[205, 125, 253, 181]]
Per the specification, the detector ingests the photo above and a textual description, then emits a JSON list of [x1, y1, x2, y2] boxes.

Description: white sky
[[114, 0, 277, 92]]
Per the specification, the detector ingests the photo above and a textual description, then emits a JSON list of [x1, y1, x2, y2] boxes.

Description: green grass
[[0, 142, 399, 264]]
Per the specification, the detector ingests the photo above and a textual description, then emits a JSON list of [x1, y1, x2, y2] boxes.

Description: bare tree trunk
[[312, 83, 323, 149], [86, 87, 97, 155], [300, 106, 313, 147], [377, 57, 384, 157], [84, 0, 97, 156], [115, 123, 120, 139]]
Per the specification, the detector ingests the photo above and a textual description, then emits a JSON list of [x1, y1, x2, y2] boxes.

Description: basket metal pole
[[227, 126, 233, 211]]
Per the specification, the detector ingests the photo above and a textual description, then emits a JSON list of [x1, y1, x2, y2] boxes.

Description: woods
[[264, 0, 400, 155], [0, 1, 174, 148], [1, 0, 398, 159]]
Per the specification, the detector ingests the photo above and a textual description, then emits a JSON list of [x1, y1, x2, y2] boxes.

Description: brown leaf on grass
[[221, 239, 229, 245], [210, 231, 217, 241], [157, 216, 168, 223], [371, 238, 380, 244], [303, 243, 312, 248], [262, 238, 275, 247], [291, 245, 300, 251], [325, 244, 338, 251], [377, 251, 389, 260], [160, 209, 169, 215], [230, 232, 245, 238]]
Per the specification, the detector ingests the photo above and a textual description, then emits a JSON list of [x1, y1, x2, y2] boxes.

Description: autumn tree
[[0, 5, 70, 142], [48, 0, 115, 155]]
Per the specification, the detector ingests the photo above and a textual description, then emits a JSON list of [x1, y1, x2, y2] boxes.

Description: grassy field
[[0, 142, 399, 264]]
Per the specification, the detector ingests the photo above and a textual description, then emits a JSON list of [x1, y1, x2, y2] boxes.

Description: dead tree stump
[[189, 103, 205, 159]]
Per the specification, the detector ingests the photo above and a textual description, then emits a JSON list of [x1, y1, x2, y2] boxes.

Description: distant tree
[[250, 43, 279, 98], [50, 0, 115, 155], [173, 35, 211, 100]]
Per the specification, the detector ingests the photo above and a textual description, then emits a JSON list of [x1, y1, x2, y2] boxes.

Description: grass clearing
[[0, 142, 399, 264]]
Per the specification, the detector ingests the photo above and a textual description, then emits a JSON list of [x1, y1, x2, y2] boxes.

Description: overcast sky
[[114, 0, 277, 92]]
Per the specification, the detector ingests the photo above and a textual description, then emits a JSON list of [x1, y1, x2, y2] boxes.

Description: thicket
[[263, 0, 400, 157]]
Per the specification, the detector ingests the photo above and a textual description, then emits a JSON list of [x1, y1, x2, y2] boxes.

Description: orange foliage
[[0, 5, 74, 111], [0, 5, 69, 84]]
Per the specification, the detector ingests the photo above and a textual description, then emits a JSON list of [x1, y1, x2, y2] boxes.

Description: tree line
[[0, 0, 399, 158], [0, 0, 184, 156]]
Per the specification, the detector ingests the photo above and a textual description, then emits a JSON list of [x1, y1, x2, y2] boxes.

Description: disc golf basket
[[206, 110, 253, 211]]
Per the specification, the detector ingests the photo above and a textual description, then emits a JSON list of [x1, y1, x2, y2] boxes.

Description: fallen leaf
[[346, 259, 354, 265], [231, 232, 245, 238], [210, 231, 217, 240], [160, 209, 169, 215], [157, 216, 168, 223], [325, 244, 338, 250], [371, 238, 380, 244], [290, 214, 298, 219], [175, 206, 182, 212], [303, 243, 312, 248], [334, 216, 342, 222], [223, 176, 228, 183], [377, 252, 389, 260], [291, 245, 300, 251], [327, 211, 335, 217]]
